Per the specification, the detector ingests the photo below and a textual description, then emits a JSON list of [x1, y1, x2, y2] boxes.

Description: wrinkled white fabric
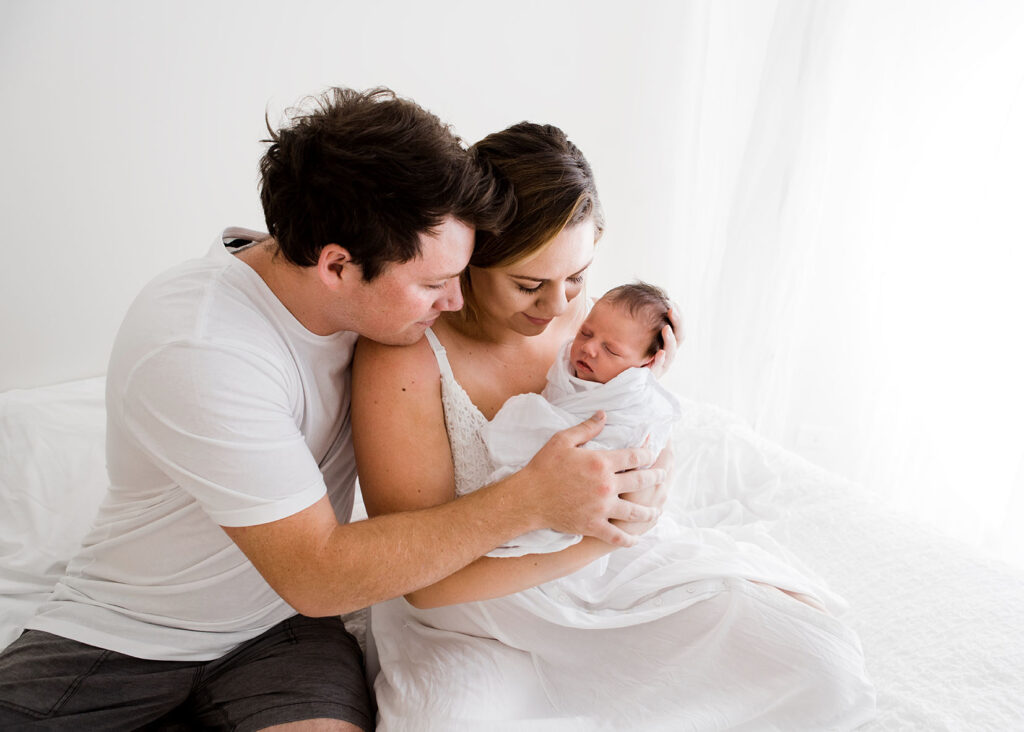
[[367, 329, 876, 731], [481, 341, 682, 556]]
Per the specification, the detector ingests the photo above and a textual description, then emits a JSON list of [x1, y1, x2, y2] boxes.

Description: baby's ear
[[641, 355, 657, 369]]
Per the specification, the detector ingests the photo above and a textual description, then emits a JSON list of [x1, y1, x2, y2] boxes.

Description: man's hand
[[518, 411, 665, 547]]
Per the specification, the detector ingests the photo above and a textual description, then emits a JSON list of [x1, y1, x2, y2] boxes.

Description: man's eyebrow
[[509, 260, 593, 282], [430, 270, 465, 280]]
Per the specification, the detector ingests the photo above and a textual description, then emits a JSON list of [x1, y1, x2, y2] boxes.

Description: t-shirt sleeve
[[118, 341, 327, 527]]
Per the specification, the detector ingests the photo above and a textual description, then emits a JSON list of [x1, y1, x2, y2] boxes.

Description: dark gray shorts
[[0, 615, 373, 731]]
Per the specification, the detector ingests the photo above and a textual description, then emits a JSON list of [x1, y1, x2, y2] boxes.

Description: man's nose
[[440, 279, 463, 312]]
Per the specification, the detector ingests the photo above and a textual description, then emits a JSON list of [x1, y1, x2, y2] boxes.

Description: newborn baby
[[481, 282, 682, 557]]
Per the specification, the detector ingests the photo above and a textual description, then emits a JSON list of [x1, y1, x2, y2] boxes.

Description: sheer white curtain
[[661, 0, 1024, 566]]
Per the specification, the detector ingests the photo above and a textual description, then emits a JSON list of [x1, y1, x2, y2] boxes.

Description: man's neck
[[234, 240, 340, 336]]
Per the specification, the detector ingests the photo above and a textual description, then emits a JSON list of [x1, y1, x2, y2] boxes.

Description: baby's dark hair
[[601, 282, 673, 357]]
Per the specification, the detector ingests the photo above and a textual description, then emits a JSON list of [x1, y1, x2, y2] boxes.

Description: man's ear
[[317, 244, 357, 289]]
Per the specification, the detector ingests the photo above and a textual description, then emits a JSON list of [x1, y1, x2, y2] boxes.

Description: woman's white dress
[[366, 329, 876, 731]]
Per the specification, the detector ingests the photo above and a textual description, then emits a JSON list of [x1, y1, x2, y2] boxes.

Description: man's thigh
[[0, 629, 193, 730], [193, 615, 374, 732]]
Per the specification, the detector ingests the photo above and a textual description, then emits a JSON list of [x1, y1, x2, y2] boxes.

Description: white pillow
[[0, 377, 109, 649]]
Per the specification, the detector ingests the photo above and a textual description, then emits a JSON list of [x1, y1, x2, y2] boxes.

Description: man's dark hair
[[259, 87, 510, 280], [602, 282, 673, 357]]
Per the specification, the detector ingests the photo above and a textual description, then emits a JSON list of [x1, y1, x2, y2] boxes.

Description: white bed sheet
[[1, 378, 1022, 729], [0, 377, 108, 650], [671, 404, 1024, 730]]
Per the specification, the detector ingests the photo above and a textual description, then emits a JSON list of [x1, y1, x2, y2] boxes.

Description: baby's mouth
[[575, 359, 593, 374]]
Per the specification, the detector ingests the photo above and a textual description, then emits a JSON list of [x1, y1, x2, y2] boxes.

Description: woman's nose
[[542, 285, 570, 316]]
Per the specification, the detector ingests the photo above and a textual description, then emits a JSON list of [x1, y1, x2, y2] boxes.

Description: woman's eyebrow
[[509, 260, 594, 282]]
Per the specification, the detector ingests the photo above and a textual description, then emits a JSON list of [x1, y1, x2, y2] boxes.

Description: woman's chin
[[514, 317, 552, 336], [522, 313, 552, 327]]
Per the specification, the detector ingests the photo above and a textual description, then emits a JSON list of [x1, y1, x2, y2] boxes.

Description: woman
[[351, 123, 875, 731]]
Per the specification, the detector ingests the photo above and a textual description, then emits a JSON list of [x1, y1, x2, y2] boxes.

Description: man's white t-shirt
[[28, 229, 359, 661]]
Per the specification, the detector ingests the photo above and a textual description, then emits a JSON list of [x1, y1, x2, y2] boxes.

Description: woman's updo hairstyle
[[468, 122, 605, 269]]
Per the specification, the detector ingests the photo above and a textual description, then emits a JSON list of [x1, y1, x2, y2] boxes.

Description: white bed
[[2, 377, 1022, 730]]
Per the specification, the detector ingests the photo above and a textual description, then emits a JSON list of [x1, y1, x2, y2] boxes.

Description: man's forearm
[[236, 472, 542, 617]]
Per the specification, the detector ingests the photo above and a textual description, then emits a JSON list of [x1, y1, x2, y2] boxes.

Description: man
[[0, 87, 664, 730]]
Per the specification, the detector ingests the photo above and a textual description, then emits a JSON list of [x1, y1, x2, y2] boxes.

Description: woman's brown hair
[[468, 122, 605, 270], [457, 123, 604, 320]]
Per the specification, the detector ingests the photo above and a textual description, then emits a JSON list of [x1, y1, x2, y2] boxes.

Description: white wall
[[0, 0, 689, 390], [6, 1, 1024, 563]]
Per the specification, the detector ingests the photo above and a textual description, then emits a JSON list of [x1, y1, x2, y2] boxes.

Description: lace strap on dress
[[424, 328, 457, 381], [422, 327, 496, 497]]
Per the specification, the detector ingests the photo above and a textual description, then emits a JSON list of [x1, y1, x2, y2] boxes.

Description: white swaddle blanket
[[480, 341, 682, 557]]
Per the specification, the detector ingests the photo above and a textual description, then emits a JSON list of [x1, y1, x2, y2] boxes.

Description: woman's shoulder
[[352, 334, 441, 394]]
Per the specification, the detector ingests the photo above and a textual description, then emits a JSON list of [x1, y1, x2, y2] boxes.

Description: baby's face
[[570, 300, 654, 383]]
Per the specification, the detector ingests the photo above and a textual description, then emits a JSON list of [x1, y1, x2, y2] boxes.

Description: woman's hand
[[612, 439, 674, 538], [647, 304, 683, 379]]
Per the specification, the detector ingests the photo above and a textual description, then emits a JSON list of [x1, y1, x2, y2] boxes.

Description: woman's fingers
[[643, 441, 675, 509], [588, 522, 642, 548], [610, 441, 674, 538], [649, 350, 667, 375], [601, 446, 657, 473], [608, 496, 660, 523], [652, 440, 674, 472], [649, 304, 683, 379], [666, 302, 683, 341]]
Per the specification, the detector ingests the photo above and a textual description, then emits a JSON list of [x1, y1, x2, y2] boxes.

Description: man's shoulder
[[125, 236, 234, 315], [131, 227, 268, 305], [109, 235, 290, 383]]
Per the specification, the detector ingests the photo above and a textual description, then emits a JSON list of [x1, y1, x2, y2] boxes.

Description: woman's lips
[[524, 314, 551, 326]]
